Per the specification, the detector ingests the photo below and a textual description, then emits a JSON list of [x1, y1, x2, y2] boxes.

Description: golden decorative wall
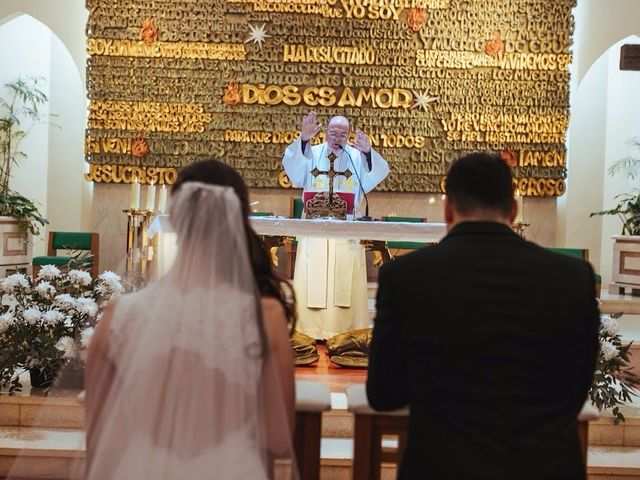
[[85, 0, 575, 197]]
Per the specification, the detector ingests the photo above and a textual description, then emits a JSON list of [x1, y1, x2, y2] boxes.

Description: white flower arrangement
[[590, 313, 640, 424], [0, 268, 123, 393]]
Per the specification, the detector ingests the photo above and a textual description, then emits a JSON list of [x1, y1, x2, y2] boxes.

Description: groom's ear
[[444, 197, 455, 224]]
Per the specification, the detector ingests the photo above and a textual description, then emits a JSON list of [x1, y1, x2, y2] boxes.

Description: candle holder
[[512, 220, 530, 239], [123, 208, 157, 290]]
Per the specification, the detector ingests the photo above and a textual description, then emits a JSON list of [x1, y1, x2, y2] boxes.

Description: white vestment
[[282, 137, 389, 338]]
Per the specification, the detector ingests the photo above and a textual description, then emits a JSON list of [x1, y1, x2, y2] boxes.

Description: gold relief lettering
[[84, 164, 179, 184], [87, 0, 575, 194], [84, 164, 98, 182]]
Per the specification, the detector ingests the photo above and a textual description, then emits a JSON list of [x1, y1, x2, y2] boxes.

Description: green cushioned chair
[[32, 231, 100, 277], [547, 247, 601, 297], [382, 216, 428, 252]]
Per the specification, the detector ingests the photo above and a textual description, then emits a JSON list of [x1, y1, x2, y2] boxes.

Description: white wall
[[565, 34, 640, 284], [562, 46, 609, 271], [573, 0, 640, 85], [600, 38, 640, 283], [0, 14, 88, 255], [48, 25, 91, 235], [0, 0, 87, 85], [560, 0, 640, 286], [0, 15, 51, 254]]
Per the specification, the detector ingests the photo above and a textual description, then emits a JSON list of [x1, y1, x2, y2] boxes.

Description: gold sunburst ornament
[[245, 23, 270, 50], [410, 90, 439, 111]]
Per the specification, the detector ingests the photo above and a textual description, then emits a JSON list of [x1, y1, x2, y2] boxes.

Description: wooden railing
[[294, 380, 331, 480], [345, 383, 599, 480]]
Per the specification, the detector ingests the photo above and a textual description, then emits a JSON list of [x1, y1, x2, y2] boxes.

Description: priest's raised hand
[[300, 111, 322, 142]]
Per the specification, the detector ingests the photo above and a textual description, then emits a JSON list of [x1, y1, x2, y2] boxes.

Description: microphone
[[338, 145, 372, 221]]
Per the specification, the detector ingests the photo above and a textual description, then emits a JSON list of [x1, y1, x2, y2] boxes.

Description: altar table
[[147, 215, 447, 277]]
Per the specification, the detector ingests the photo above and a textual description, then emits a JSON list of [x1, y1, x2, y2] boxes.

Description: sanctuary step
[[2, 377, 640, 479], [0, 426, 638, 480]]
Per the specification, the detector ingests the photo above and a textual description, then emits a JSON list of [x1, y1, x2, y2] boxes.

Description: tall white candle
[[515, 191, 523, 223], [145, 183, 157, 211], [130, 180, 140, 210], [158, 185, 168, 213]]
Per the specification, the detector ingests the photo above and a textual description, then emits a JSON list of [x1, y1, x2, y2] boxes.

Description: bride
[[85, 160, 298, 479]]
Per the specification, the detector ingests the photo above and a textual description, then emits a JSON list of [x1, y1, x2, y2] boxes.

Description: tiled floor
[[295, 345, 367, 393]]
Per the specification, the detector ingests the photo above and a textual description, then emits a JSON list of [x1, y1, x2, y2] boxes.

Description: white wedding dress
[[84, 183, 293, 479]]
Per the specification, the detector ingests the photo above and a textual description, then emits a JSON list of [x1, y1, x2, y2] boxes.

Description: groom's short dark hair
[[445, 152, 514, 217]]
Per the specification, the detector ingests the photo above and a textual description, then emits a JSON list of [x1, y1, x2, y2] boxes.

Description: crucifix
[[310, 152, 352, 205]]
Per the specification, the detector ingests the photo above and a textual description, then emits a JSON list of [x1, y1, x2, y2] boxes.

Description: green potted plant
[[590, 139, 640, 290], [590, 138, 640, 234], [0, 76, 50, 240]]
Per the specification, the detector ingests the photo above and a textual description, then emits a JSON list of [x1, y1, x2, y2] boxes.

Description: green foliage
[[0, 191, 48, 235], [608, 139, 640, 181], [589, 313, 640, 424], [590, 191, 640, 236], [65, 250, 94, 271], [0, 77, 50, 233], [591, 139, 640, 236]]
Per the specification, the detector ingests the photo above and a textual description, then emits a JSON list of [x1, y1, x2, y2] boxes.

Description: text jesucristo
[[84, 164, 178, 185]]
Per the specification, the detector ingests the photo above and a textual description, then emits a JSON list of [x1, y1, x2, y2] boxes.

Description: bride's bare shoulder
[[259, 297, 290, 345], [260, 296, 286, 320]]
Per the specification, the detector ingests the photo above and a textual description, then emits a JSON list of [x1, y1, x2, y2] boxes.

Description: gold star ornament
[[245, 23, 270, 50], [410, 90, 439, 111]]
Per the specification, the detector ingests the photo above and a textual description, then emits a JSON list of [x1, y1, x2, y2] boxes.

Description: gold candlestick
[[123, 208, 155, 289], [512, 220, 530, 239]]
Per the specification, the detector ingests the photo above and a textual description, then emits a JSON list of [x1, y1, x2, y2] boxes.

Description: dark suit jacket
[[367, 221, 599, 480]]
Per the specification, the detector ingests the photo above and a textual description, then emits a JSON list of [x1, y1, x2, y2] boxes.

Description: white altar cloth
[[249, 217, 446, 242], [147, 214, 447, 276]]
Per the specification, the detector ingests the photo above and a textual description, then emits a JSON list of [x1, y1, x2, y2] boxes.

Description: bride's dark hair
[[172, 159, 297, 332]]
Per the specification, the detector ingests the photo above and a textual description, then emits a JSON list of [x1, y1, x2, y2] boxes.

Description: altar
[[147, 214, 447, 277]]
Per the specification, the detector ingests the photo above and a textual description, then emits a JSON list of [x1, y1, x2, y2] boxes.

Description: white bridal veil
[[81, 182, 297, 479]]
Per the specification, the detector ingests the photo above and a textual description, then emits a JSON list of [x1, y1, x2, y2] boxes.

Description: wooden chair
[[281, 197, 304, 279], [346, 383, 597, 480], [382, 216, 429, 257], [364, 216, 429, 281], [250, 211, 289, 273], [294, 380, 331, 480], [346, 383, 408, 480], [32, 231, 99, 277]]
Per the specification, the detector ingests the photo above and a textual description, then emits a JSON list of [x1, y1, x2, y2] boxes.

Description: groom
[[367, 152, 600, 479]]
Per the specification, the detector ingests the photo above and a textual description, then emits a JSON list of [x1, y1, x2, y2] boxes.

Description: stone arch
[[0, 12, 91, 255], [0, 3, 87, 86], [574, 0, 640, 86], [563, 32, 640, 282]]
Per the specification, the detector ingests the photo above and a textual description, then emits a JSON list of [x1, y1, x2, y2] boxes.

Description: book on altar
[[302, 190, 356, 218]]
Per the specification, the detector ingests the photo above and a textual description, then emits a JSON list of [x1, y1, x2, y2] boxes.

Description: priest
[[282, 112, 389, 339]]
